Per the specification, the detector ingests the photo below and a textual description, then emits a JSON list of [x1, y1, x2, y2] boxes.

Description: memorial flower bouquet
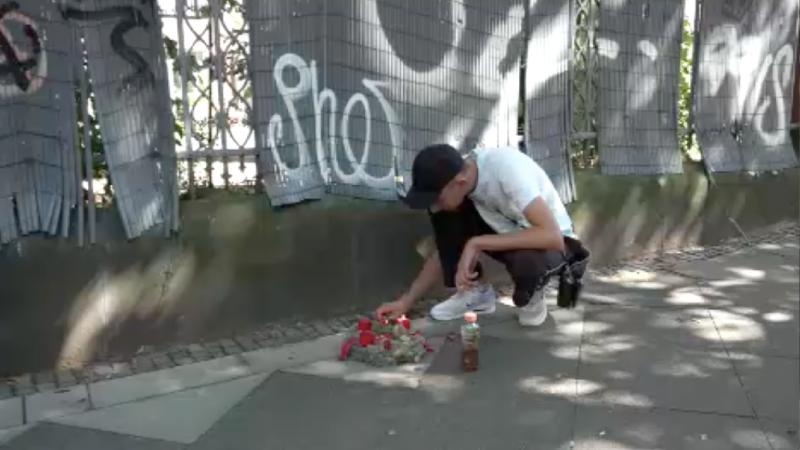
[[339, 316, 433, 367]]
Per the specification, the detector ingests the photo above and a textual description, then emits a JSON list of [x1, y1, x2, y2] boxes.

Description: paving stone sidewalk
[[0, 227, 798, 449]]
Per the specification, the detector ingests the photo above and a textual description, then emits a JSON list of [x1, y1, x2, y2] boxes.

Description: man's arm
[[403, 250, 443, 302], [468, 197, 564, 253], [376, 250, 442, 318], [470, 151, 564, 253]]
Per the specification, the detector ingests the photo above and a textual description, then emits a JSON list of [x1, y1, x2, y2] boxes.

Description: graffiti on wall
[[0, 0, 79, 247], [69, 0, 176, 239], [250, 0, 525, 206], [267, 53, 402, 193], [60, 0, 156, 94], [695, 0, 799, 172], [722, 0, 753, 22], [0, 1, 46, 98], [750, 43, 794, 147], [1, 0, 798, 248]]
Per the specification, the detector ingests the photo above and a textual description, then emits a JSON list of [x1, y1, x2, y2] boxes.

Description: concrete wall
[[0, 162, 797, 376]]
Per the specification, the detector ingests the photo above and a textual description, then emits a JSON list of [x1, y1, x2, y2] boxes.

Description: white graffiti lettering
[[701, 26, 795, 145], [269, 53, 402, 191], [268, 54, 313, 179], [751, 44, 793, 146]]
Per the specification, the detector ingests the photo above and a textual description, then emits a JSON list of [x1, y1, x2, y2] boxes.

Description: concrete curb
[[0, 221, 796, 432], [0, 334, 345, 430], [0, 312, 509, 432]]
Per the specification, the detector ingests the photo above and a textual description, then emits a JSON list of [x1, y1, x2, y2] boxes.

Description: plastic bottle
[[460, 311, 480, 372]]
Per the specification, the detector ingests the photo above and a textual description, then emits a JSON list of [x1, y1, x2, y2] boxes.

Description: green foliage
[[74, 72, 104, 178], [74, 63, 116, 205], [678, 18, 701, 161]]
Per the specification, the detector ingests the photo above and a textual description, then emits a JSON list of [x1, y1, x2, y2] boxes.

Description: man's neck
[[464, 159, 479, 194]]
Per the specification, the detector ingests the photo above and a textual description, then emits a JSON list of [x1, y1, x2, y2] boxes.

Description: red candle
[[358, 330, 375, 347], [357, 317, 372, 331], [398, 315, 410, 330]]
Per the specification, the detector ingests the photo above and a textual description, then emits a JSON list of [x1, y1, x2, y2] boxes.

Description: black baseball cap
[[401, 144, 464, 210]]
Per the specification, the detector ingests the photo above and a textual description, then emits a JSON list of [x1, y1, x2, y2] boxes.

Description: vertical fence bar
[[205, 21, 214, 187], [70, 27, 84, 247], [151, 1, 178, 237], [177, 0, 196, 199], [688, 0, 702, 137], [59, 25, 74, 240], [246, 0, 264, 194], [588, 0, 597, 141], [78, 32, 96, 245], [586, 0, 598, 160], [75, 127, 84, 247], [211, 0, 230, 188], [565, 0, 578, 201], [571, 0, 597, 165], [59, 122, 70, 239]]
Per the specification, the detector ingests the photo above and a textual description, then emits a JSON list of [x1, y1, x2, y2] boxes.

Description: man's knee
[[503, 250, 564, 288]]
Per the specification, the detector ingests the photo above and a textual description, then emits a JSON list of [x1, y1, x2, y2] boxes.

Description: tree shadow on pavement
[[409, 243, 799, 450]]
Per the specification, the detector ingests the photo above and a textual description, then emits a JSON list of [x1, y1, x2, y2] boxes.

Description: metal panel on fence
[[247, 0, 327, 206], [322, 0, 410, 201], [597, 0, 685, 175], [524, 0, 574, 203], [247, 0, 524, 205], [67, 0, 176, 239], [0, 0, 78, 247], [329, 0, 525, 200], [696, 0, 799, 173]]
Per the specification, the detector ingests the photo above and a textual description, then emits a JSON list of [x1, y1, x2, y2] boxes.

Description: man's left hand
[[455, 239, 480, 290]]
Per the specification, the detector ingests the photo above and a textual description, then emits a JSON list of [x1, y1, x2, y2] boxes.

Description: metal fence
[[0, 0, 78, 246], [695, 0, 799, 172], [0, 0, 798, 248], [596, 0, 686, 175]]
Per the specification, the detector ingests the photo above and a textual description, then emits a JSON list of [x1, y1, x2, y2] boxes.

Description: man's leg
[[491, 249, 565, 307], [428, 200, 497, 320], [429, 199, 495, 288], [489, 248, 565, 326]]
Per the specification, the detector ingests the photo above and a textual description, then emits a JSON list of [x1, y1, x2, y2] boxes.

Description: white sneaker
[[518, 289, 548, 327], [430, 284, 497, 321]]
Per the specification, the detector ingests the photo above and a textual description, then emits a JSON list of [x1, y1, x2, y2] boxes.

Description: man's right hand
[[375, 295, 414, 319]]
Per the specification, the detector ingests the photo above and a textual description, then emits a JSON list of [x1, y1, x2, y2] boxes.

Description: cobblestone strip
[[5, 221, 797, 397]]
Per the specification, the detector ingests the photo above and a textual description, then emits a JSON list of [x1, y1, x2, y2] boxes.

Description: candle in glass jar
[[398, 315, 410, 330]]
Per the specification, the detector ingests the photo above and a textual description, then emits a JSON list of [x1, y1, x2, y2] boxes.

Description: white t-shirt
[[468, 146, 575, 237]]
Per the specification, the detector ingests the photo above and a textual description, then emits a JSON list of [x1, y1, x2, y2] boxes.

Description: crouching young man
[[375, 144, 588, 326]]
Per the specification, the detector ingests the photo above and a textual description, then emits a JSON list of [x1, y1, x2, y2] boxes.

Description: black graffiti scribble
[[60, 0, 156, 94], [722, 0, 754, 22], [0, 1, 42, 93]]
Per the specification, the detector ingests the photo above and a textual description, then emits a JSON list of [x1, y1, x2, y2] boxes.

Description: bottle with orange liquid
[[461, 311, 480, 372]]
